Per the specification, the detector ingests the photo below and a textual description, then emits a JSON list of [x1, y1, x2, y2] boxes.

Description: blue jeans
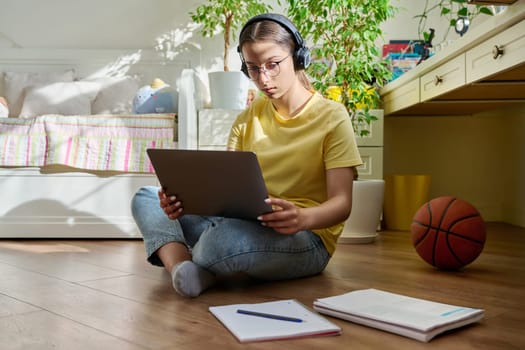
[[131, 186, 330, 280]]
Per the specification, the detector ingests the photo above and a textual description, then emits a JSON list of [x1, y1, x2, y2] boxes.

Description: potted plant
[[286, 0, 395, 138], [189, 0, 276, 109], [285, 0, 395, 243]]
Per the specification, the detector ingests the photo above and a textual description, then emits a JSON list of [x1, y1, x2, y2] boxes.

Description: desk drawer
[[466, 19, 525, 83], [421, 54, 465, 101]]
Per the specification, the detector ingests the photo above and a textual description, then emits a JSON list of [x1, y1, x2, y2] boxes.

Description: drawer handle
[[434, 75, 443, 86], [492, 45, 504, 59]]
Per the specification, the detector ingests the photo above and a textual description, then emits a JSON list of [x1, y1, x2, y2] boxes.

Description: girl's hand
[[257, 198, 306, 235], [158, 188, 183, 220]]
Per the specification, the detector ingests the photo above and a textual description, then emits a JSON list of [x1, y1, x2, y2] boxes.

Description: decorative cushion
[[19, 81, 100, 118], [3, 70, 75, 117], [85, 75, 141, 114]]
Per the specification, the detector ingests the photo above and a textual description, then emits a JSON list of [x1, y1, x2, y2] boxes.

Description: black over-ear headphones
[[237, 13, 311, 77]]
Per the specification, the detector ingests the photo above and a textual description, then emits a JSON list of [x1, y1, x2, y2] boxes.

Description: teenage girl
[[131, 13, 362, 297]]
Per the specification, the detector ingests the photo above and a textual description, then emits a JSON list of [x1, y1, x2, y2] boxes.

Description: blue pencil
[[237, 309, 304, 323]]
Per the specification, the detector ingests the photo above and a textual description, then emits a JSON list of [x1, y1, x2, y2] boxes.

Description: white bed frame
[[0, 48, 190, 238]]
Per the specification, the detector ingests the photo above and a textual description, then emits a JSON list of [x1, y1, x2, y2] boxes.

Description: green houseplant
[[286, 0, 396, 137], [189, 0, 275, 72], [286, 1, 395, 243], [189, 0, 277, 109]]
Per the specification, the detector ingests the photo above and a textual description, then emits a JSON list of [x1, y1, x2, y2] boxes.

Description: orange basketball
[[411, 196, 486, 270]]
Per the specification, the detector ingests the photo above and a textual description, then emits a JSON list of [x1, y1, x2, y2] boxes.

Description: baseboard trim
[[0, 216, 142, 238]]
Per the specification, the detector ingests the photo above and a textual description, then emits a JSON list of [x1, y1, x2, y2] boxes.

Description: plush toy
[[133, 78, 178, 114], [0, 96, 9, 118]]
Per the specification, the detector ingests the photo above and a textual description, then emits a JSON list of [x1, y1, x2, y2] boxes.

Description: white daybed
[[0, 48, 190, 238]]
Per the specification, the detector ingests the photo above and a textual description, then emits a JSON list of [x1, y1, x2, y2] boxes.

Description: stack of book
[[313, 288, 484, 342]]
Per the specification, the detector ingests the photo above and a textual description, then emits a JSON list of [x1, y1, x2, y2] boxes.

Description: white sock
[[171, 261, 216, 297]]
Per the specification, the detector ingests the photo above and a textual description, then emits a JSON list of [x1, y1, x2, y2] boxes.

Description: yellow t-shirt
[[227, 93, 362, 255]]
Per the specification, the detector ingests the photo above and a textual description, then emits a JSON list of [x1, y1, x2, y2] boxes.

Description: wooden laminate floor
[[0, 222, 524, 349]]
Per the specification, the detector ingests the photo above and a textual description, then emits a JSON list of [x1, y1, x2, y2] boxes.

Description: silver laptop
[[146, 149, 272, 220]]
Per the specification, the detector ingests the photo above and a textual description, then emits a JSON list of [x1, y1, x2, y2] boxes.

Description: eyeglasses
[[245, 55, 290, 80]]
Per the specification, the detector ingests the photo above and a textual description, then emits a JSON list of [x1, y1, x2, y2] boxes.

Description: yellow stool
[[383, 174, 431, 231]]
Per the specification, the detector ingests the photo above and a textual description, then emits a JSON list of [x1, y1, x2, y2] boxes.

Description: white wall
[[0, 0, 241, 73], [0, 0, 491, 72], [1, 0, 194, 48], [384, 103, 525, 227], [383, 0, 496, 45]]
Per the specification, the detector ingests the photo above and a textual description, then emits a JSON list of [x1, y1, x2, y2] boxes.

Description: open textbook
[[313, 289, 484, 342], [209, 299, 341, 343]]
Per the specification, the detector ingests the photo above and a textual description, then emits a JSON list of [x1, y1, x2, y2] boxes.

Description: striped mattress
[[0, 114, 177, 173]]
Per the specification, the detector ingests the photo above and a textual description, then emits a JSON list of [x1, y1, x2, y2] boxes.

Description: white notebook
[[209, 299, 341, 343], [313, 289, 484, 342]]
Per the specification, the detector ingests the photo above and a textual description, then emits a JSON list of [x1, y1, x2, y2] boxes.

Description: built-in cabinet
[[381, 4, 525, 116], [197, 109, 243, 150], [196, 108, 384, 180], [353, 110, 384, 180]]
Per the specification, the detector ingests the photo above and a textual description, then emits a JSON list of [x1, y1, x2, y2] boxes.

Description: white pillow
[[19, 81, 100, 118], [3, 70, 75, 117], [85, 75, 140, 114]]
